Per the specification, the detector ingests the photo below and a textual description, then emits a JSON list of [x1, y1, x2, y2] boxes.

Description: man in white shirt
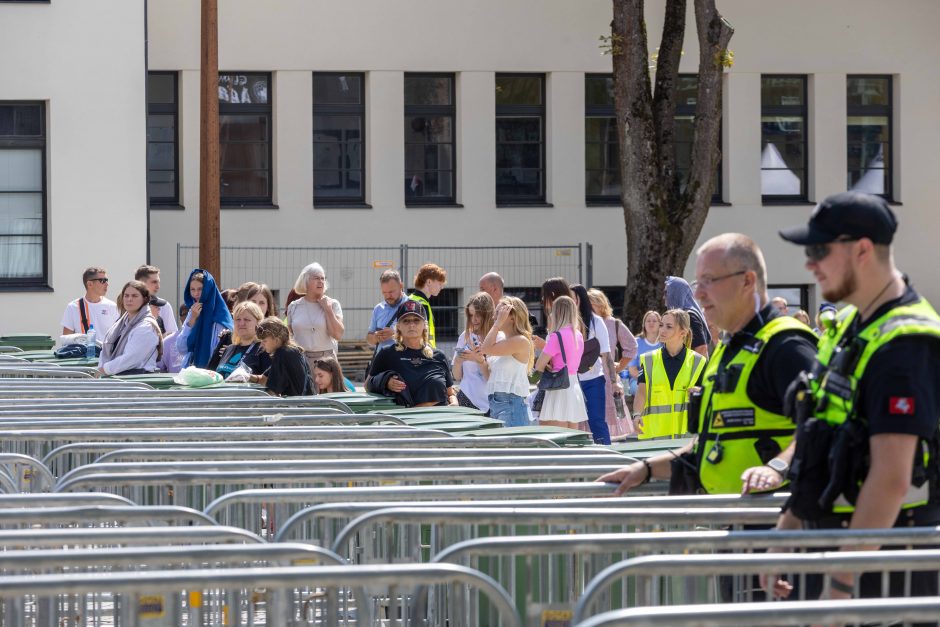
[[60, 267, 119, 336], [135, 264, 178, 335]]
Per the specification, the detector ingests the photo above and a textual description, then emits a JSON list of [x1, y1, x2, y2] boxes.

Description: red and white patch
[[889, 397, 915, 415]]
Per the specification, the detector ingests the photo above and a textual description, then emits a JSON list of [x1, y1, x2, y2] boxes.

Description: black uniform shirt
[[843, 286, 940, 439], [717, 304, 818, 416], [637, 345, 705, 388]]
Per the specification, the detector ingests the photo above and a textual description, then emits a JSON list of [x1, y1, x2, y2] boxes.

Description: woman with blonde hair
[[627, 310, 663, 393], [481, 296, 534, 427], [634, 308, 706, 439], [534, 295, 588, 429], [287, 262, 344, 390], [207, 301, 271, 378], [587, 288, 638, 437], [366, 299, 457, 407], [452, 291, 496, 411]]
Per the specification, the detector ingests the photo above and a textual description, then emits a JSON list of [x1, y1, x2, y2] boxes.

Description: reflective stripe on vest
[[408, 293, 436, 348], [695, 316, 817, 494], [639, 348, 706, 440], [811, 299, 940, 513]]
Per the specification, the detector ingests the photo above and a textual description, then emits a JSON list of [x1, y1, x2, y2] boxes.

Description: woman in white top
[[481, 296, 534, 427], [452, 292, 495, 412], [98, 281, 163, 376], [286, 262, 345, 390]]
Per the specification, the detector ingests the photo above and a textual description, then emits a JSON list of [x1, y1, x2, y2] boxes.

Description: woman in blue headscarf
[[664, 276, 711, 357], [175, 269, 234, 368]]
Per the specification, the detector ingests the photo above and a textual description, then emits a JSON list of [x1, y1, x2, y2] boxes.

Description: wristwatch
[[766, 458, 789, 476]]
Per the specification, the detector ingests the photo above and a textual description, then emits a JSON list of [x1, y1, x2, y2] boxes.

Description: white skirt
[[540, 380, 589, 423]]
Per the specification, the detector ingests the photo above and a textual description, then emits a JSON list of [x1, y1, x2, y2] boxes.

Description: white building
[[3, 0, 939, 340]]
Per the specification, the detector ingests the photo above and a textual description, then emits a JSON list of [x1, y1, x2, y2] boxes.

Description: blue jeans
[[581, 375, 611, 445], [488, 392, 531, 427]]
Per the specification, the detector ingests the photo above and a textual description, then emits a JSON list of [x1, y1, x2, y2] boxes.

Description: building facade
[[2, 0, 938, 340]]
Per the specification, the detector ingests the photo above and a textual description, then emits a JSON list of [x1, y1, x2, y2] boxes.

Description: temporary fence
[[0, 505, 217, 529], [572, 548, 940, 624], [0, 526, 263, 550], [0, 453, 54, 492], [0, 396, 352, 413], [0, 563, 523, 627], [575, 597, 940, 627]]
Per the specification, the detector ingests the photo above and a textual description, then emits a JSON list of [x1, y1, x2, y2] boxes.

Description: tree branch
[[651, 0, 686, 199]]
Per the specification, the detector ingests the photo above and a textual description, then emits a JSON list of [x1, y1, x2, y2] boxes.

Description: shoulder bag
[[537, 331, 571, 391]]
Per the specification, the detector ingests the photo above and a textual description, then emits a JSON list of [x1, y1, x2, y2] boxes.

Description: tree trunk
[[613, 0, 733, 331]]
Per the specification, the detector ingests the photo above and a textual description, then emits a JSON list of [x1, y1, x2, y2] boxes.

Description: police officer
[[768, 192, 940, 608], [599, 233, 817, 495]]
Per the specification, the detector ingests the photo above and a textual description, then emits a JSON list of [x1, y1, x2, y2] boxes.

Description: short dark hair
[[82, 267, 107, 287], [380, 269, 402, 284], [134, 264, 160, 281]]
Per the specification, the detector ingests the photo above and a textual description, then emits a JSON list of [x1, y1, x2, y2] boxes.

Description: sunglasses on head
[[804, 237, 859, 262]]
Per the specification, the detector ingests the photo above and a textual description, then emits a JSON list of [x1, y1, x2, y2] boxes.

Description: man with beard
[[767, 192, 940, 616]]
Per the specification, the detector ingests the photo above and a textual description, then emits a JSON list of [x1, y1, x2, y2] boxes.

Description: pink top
[[543, 326, 584, 374]]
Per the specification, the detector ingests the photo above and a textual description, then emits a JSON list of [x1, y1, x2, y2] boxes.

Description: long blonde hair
[[640, 310, 662, 342], [663, 308, 692, 349], [548, 295, 581, 334], [500, 296, 535, 371], [587, 288, 613, 318], [464, 292, 495, 344], [394, 319, 434, 358]]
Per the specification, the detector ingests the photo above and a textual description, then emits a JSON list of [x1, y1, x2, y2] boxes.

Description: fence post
[[175, 244, 181, 306], [400, 244, 409, 287], [584, 243, 594, 287]]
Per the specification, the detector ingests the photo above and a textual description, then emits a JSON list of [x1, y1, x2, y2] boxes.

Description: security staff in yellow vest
[[409, 263, 447, 348], [599, 233, 817, 496], [765, 192, 940, 610], [634, 309, 707, 439]]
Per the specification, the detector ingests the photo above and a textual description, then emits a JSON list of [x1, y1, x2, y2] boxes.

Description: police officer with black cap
[[766, 191, 940, 610]]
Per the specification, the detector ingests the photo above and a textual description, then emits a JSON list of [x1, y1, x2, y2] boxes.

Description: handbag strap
[[554, 331, 568, 369]]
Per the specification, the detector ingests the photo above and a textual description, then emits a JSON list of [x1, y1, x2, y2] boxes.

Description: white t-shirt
[[287, 297, 344, 353], [60, 297, 119, 336], [578, 312, 611, 381], [452, 331, 504, 412], [157, 301, 179, 335]]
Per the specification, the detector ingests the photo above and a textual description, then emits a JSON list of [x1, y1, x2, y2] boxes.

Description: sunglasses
[[89, 277, 109, 284], [804, 237, 859, 262]]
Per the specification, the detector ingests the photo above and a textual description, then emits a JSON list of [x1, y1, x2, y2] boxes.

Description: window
[[405, 74, 456, 206], [767, 284, 810, 315], [0, 102, 46, 287], [147, 72, 179, 206], [675, 75, 723, 202], [761, 75, 807, 202], [847, 76, 892, 199], [496, 74, 545, 205], [428, 287, 460, 342], [219, 72, 272, 206], [313, 73, 365, 206], [584, 75, 620, 204]]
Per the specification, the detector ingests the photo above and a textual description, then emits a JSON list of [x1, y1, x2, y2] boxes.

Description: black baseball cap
[[396, 299, 427, 321], [149, 296, 168, 307], [779, 191, 897, 246]]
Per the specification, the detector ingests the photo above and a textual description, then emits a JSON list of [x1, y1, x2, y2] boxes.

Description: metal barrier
[[0, 387, 269, 399], [575, 597, 940, 627], [0, 413, 401, 430], [434, 526, 940, 624], [0, 395, 353, 413], [0, 505, 217, 529], [0, 366, 94, 379], [0, 453, 54, 492], [273, 494, 788, 544], [0, 562, 522, 626], [0, 526, 263, 549], [573, 548, 940, 624], [0, 492, 135, 507]]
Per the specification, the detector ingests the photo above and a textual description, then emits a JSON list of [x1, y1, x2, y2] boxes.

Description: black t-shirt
[[637, 345, 705, 388], [369, 344, 453, 405], [207, 329, 234, 371], [842, 286, 940, 439], [688, 309, 709, 350], [266, 345, 311, 396], [717, 304, 818, 415], [213, 341, 272, 377]]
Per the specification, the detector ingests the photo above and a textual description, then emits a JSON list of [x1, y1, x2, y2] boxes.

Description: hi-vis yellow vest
[[639, 347, 706, 440], [408, 292, 436, 348], [810, 297, 940, 513], [695, 316, 817, 494]]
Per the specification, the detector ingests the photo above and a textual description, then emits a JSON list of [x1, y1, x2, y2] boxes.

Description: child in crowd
[[313, 356, 350, 393], [253, 317, 312, 396]]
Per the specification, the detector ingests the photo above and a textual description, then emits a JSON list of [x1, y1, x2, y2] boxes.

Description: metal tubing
[[0, 505, 218, 528], [575, 597, 940, 627], [0, 452, 55, 492], [0, 395, 353, 413], [0, 492, 135, 507], [573, 548, 940, 623], [0, 526, 262, 548]]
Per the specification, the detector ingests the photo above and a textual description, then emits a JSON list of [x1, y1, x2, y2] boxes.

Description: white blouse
[[287, 297, 344, 353]]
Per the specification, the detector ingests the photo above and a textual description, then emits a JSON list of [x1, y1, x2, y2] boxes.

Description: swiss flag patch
[[889, 397, 916, 415]]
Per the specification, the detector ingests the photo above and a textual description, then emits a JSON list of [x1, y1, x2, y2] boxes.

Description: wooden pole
[[199, 0, 221, 281]]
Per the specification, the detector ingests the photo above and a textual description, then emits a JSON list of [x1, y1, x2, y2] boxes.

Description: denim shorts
[[488, 392, 531, 427]]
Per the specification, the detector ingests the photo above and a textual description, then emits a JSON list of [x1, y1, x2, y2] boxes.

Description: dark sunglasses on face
[[804, 237, 859, 262], [90, 278, 109, 284]]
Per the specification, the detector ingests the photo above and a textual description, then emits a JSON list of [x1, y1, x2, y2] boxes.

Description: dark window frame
[[147, 71, 180, 207], [0, 101, 48, 289], [584, 74, 620, 205], [761, 74, 808, 203], [675, 73, 723, 204], [404, 72, 457, 207], [313, 71, 367, 208], [496, 73, 546, 206], [847, 74, 893, 201], [219, 71, 273, 207], [767, 283, 810, 314]]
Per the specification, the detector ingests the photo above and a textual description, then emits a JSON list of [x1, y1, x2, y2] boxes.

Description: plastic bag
[[173, 366, 223, 388], [225, 363, 252, 383]]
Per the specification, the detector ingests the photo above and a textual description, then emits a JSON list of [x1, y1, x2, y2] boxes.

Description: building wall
[[144, 0, 940, 335], [0, 0, 147, 337]]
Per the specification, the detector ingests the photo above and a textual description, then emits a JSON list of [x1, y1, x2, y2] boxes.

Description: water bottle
[[85, 325, 96, 359]]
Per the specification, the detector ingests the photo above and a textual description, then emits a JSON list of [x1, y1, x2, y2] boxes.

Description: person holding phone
[[452, 292, 497, 411], [367, 270, 408, 351]]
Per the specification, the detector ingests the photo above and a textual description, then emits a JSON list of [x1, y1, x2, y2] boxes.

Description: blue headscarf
[[183, 268, 233, 368], [665, 276, 712, 346]]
